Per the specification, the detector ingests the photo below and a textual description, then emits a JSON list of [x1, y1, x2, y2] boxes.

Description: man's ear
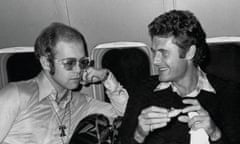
[[40, 56, 51, 71], [185, 45, 196, 60]]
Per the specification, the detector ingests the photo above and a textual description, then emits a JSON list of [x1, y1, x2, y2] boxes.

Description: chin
[[67, 83, 80, 90], [158, 75, 171, 82]]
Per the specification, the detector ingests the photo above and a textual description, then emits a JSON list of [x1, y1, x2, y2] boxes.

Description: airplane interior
[[0, 0, 240, 144]]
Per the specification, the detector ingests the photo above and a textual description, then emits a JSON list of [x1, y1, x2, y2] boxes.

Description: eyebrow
[[151, 47, 167, 53], [58, 56, 88, 60]]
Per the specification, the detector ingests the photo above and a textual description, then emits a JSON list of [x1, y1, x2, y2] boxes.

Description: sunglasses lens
[[57, 57, 92, 71], [62, 59, 77, 70], [79, 58, 90, 69]]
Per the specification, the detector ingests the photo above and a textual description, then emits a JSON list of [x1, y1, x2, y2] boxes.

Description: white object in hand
[[188, 112, 210, 144], [168, 108, 182, 118]]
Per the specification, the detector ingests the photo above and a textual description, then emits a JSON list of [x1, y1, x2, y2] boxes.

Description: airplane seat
[[6, 53, 41, 82], [102, 48, 150, 90], [203, 37, 240, 83], [0, 47, 41, 89], [90, 42, 155, 101]]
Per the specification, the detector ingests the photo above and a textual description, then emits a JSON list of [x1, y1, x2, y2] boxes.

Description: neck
[[44, 71, 69, 103], [173, 66, 199, 97], [56, 89, 69, 104]]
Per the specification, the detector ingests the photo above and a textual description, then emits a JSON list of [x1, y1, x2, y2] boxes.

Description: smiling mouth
[[159, 67, 168, 71]]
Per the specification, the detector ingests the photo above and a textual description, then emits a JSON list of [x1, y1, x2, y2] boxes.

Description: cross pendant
[[59, 125, 66, 137]]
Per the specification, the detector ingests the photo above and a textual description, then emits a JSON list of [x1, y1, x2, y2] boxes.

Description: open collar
[[154, 67, 216, 97], [36, 71, 56, 101], [36, 71, 73, 108]]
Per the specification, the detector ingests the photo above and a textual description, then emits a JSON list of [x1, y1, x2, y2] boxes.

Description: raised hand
[[81, 67, 109, 85], [136, 106, 170, 138]]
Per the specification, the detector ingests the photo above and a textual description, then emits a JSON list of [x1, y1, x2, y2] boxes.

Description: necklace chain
[[48, 92, 72, 143]]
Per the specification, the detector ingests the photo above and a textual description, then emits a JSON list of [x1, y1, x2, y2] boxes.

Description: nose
[[73, 62, 82, 72], [153, 51, 163, 65]]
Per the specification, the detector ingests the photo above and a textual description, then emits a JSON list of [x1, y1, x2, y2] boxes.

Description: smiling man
[[119, 10, 240, 144], [0, 23, 128, 144]]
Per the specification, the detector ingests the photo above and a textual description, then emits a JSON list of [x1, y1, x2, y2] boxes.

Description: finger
[[142, 106, 169, 114], [86, 70, 94, 81], [87, 68, 106, 82], [144, 117, 171, 125], [189, 115, 212, 131], [90, 75, 101, 83], [197, 108, 209, 116], [81, 69, 88, 81], [182, 99, 201, 113], [178, 115, 190, 123], [188, 115, 202, 127], [85, 70, 100, 82], [190, 120, 210, 131], [150, 122, 168, 130], [142, 111, 169, 119], [182, 105, 201, 114], [137, 116, 151, 134], [168, 109, 182, 118], [182, 99, 199, 105]]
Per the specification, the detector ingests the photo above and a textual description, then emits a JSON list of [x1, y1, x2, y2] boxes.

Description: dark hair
[[148, 10, 208, 66], [34, 22, 88, 74]]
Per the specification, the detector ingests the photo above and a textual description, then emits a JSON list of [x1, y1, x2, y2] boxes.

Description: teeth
[[159, 68, 168, 71]]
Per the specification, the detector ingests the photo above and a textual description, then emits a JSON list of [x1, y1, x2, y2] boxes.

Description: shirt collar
[[36, 71, 72, 107], [37, 71, 56, 101], [154, 67, 216, 97]]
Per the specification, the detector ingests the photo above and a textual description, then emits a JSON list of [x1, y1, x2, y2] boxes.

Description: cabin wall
[[67, 0, 166, 50], [0, 0, 68, 48], [1, 0, 240, 49], [173, 0, 240, 37]]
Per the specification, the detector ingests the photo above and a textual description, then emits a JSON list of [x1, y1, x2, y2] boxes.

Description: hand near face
[[81, 67, 109, 84], [178, 99, 221, 140]]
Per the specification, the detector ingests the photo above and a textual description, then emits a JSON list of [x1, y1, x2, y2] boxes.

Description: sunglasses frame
[[54, 57, 94, 71]]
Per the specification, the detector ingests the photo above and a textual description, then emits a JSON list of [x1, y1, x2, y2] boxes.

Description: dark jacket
[[119, 74, 240, 144]]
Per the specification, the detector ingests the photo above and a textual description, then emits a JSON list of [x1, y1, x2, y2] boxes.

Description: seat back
[[0, 47, 41, 89], [204, 37, 240, 83], [90, 42, 154, 101]]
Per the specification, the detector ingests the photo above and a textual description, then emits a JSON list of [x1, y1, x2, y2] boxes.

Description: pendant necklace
[[48, 92, 72, 140]]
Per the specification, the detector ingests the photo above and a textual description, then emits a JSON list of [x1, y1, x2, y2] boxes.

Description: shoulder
[[207, 74, 240, 104], [127, 75, 159, 98], [0, 79, 39, 108], [0, 82, 22, 114], [139, 75, 160, 90], [0, 82, 19, 101]]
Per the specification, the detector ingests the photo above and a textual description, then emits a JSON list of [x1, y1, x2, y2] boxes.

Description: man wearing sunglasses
[[0, 23, 128, 144]]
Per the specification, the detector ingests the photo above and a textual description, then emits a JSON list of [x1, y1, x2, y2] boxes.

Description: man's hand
[[178, 99, 221, 141], [135, 106, 171, 142], [81, 67, 109, 85]]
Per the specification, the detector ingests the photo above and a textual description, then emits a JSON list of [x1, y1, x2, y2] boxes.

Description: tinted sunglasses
[[55, 57, 94, 71]]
